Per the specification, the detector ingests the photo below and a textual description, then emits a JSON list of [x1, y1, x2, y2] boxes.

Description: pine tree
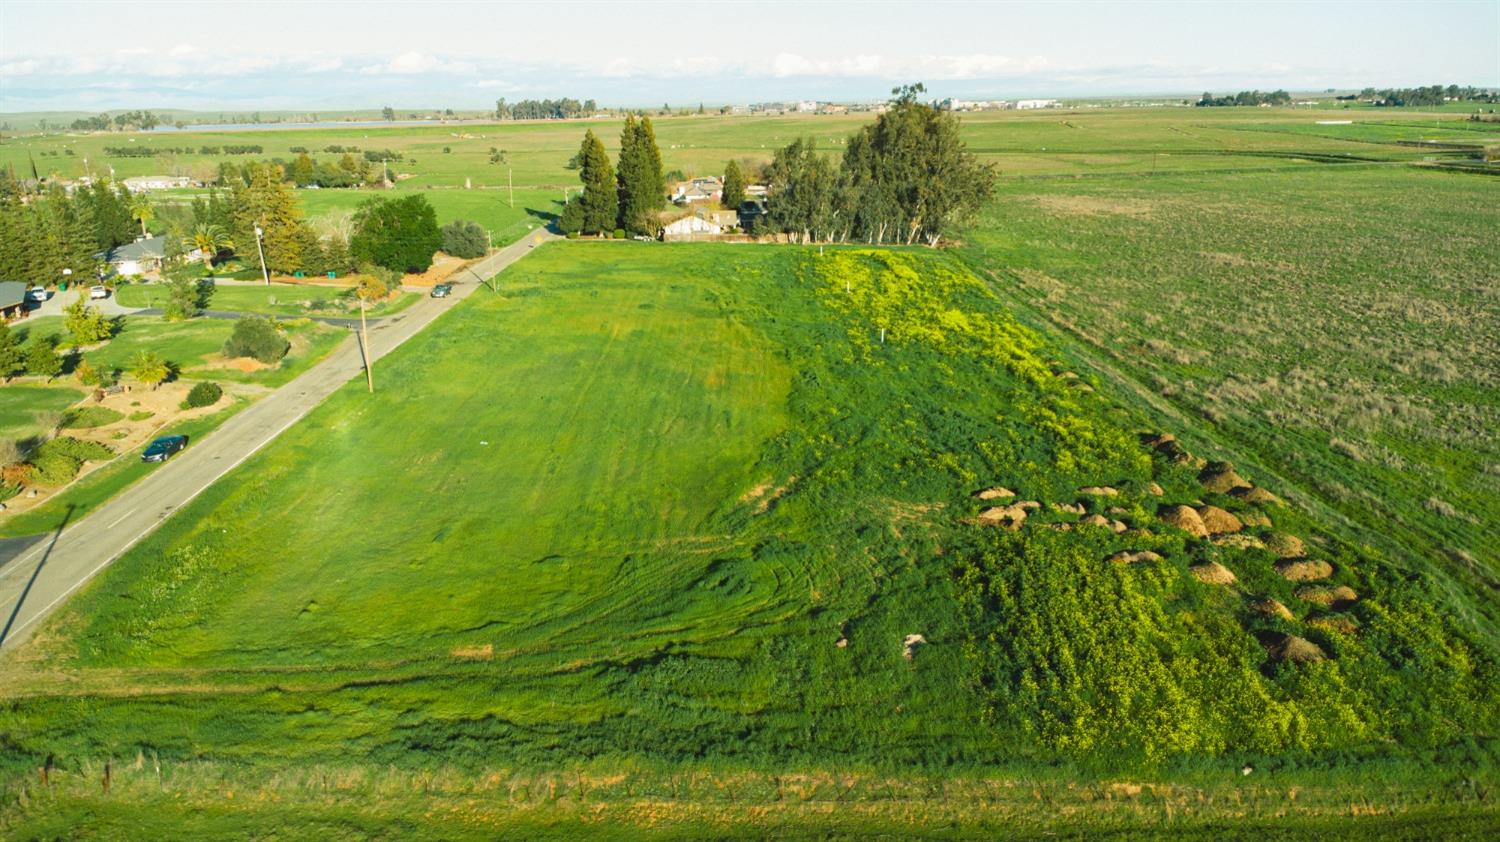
[[231, 163, 305, 274], [615, 116, 667, 234], [577, 130, 615, 235], [722, 159, 747, 208], [26, 336, 63, 380], [0, 322, 22, 381]]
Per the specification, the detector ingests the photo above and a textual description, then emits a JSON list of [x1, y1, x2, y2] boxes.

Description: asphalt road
[[0, 231, 556, 650]]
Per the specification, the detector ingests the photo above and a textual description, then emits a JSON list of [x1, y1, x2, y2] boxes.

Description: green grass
[[21, 314, 347, 387], [2, 243, 1495, 835], [59, 405, 123, 429], [115, 282, 419, 318], [0, 383, 84, 442], [0, 397, 247, 539]]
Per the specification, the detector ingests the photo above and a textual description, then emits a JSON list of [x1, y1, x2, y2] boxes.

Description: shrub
[[612, 228, 626, 239], [566, 231, 580, 240], [1, 462, 33, 487], [440, 220, 488, 258], [223, 317, 289, 364], [29, 436, 113, 486], [185, 381, 223, 408]]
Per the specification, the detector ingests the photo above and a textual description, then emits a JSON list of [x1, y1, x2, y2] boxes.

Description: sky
[[1, 0, 1497, 112]]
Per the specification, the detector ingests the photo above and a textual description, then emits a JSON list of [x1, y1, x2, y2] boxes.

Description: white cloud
[[360, 51, 476, 75]]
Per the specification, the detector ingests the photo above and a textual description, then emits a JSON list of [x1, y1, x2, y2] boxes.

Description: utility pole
[[359, 295, 373, 393], [253, 225, 269, 285], [508, 164, 514, 208]]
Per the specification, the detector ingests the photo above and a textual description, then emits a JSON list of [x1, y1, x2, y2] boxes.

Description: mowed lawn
[[0, 382, 86, 442], [57, 244, 793, 666], [115, 281, 418, 318]]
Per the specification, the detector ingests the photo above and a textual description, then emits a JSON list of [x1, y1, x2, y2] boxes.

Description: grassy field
[[2, 104, 1485, 250], [115, 281, 419, 318], [958, 166, 1500, 643], [1, 243, 1495, 836], [0, 383, 84, 443]]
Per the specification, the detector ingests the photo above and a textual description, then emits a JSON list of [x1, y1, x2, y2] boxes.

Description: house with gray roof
[[107, 236, 167, 276], [0, 281, 29, 321]]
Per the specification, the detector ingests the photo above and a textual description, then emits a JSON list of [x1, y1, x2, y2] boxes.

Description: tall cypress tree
[[577, 130, 615, 235], [722, 159, 746, 208], [616, 116, 667, 234], [615, 115, 641, 231]]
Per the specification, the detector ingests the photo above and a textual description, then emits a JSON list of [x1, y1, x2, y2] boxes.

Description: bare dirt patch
[[451, 644, 494, 660], [404, 252, 475, 288]]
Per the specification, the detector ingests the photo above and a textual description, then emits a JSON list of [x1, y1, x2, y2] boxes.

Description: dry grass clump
[[1108, 550, 1163, 564], [1195, 505, 1242, 535], [1159, 504, 1208, 538], [1295, 585, 1358, 607], [1308, 615, 1359, 635], [1230, 486, 1283, 506], [1190, 561, 1237, 585], [974, 486, 1016, 501], [1264, 633, 1326, 664], [1251, 598, 1295, 620], [1264, 533, 1306, 559], [1276, 559, 1334, 582], [1198, 461, 1250, 493]]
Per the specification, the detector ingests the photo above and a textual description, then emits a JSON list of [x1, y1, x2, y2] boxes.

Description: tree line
[[102, 144, 262, 158], [69, 110, 161, 131], [558, 115, 667, 236], [1196, 90, 1292, 107], [1360, 85, 1499, 107], [760, 84, 996, 247], [0, 172, 141, 284], [495, 98, 597, 120]]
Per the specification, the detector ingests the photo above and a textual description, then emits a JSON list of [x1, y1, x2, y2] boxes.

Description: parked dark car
[[430, 283, 453, 298], [141, 435, 187, 463]]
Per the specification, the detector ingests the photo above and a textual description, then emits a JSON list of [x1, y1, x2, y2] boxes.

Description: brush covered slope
[[1, 244, 1496, 837]]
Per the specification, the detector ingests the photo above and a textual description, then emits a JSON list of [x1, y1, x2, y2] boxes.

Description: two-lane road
[[0, 231, 556, 650]]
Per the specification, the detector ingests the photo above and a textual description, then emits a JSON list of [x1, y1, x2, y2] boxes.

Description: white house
[[662, 214, 723, 242], [1015, 99, 1059, 110], [123, 175, 191, 192], [670, 176, 723, 204], [795, 100, 818, 113], [106, 236, 167, 276]]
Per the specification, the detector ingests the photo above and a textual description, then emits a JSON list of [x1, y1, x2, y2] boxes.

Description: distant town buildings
[[938, 98, 1061, 112], [123, 175, 191, 192]]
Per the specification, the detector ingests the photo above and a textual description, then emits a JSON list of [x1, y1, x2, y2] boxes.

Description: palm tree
[[128, 350, 169, 389], [129, 193, 154, 238], [191, 223, 233, 270]]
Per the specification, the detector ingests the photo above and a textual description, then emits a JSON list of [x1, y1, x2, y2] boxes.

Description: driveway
[[0, 230, 558, 650]]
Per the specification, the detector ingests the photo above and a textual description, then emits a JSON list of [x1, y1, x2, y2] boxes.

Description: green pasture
[[960, 165, 1500, 638], [3, 243, 1496, 836]]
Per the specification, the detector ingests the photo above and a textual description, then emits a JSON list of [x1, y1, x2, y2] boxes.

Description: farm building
[[662, 214, 723, 242], [106, 236, 167, 276], [123, 175, 191, 192], [0, 282, 28, 321]]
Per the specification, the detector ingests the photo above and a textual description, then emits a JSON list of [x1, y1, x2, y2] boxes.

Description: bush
[[223, 318, 290, 364], [612, 228, 625, 239], [185, 381, 223, 408], [440, 220, 488, 259], [29, 436, 113, 486], [566, 231, 580, 240]]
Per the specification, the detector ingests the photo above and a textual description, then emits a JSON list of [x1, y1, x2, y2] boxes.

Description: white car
[[90, 285, 111, 300], [26, 287, 48, 303]]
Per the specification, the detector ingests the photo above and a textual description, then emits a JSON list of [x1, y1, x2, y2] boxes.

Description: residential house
[[670, 176, 723, 204], [0, 282, 28, 321], [1015, 99, 1059, 110], [705, 208, 739, 228], [123, 175, 191, 192], [107, 236, 167, 276], [737, 199, 769, 235]]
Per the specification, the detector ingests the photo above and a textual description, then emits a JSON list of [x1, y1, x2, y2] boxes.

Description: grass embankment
[[2, 244, 1495, 835]]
